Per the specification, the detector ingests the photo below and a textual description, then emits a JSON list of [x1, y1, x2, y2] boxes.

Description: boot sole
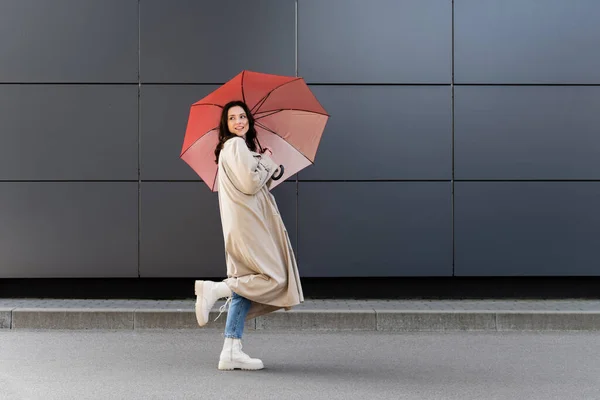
[[218, 361, 264, 371], [194, 281, 209, 327]]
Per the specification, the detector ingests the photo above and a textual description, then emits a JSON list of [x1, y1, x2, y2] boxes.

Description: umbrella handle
[[272, 165, 284, 181]]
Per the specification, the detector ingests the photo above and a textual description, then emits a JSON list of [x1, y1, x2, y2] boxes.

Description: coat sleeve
[[222, 137, 279, 195]]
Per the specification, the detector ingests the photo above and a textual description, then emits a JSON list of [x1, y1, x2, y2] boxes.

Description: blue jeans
[[224, 292, 251, 339]]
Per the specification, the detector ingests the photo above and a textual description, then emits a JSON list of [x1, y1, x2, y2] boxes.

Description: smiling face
[[227, 106, 249, 137]]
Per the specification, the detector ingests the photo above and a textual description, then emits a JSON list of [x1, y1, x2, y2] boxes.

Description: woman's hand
[[261, 147, 273, 156]]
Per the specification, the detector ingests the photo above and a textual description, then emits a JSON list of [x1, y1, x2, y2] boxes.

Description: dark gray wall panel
[[455, 0, 600, 83], [298, 0, 451, 83], [298, 182, 452, 277], [0, 85, 138, 180], [140, 182, 297, 277], [141, 85, 218, 181], [455, 182, 600, 276], [455, 86, 600, 180], [140, 0, 295, 83], [301, 86, 451, 180], [0, 0, 138, 83], [0, 183, 138, 278]]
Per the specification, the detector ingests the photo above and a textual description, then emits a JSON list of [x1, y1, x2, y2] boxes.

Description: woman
[[194, 100, 304, 371]]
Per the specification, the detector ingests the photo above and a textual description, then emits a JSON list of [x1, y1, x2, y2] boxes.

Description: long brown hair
[[214, 100, 261, 163]]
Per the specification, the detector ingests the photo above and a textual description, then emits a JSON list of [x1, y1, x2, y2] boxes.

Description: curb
[[3, 308, 600, 331], [0, 308, 12, 329]]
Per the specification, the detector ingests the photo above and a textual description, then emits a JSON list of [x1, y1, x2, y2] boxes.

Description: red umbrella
[[180, 70, 329, 191]]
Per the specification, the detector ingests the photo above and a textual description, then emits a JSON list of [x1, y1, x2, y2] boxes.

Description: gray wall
[[0, 0, 599, 278]]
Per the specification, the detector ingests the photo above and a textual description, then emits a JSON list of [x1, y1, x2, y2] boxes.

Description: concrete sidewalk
[[1, 298, 600, 331]]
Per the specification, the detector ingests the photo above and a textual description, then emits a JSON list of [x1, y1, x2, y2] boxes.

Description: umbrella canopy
[[181, 70, 329, 191]]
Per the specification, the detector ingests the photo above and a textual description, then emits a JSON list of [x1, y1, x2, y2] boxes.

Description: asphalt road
[[1, 329, 599, 400]]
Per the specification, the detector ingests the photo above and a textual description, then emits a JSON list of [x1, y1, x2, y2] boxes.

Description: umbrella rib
[[257, 77, 329, 118], [250, 92, 271, 114], [241, 70, 246, 105], [254, 108, 330, 120], [250, 77, 303, 114], [254, 109, 282, 120], [191, 102, 224, 109], [211, 166, 219, 191], [255, 121, 315, 164], [180, 127, 219, 158]]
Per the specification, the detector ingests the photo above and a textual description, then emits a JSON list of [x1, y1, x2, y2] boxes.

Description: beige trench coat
[[217, 137, 304, 320]]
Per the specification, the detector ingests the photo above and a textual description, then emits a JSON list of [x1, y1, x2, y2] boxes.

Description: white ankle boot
[[218, 338, 264, 371], [194, 280, 232, 327]]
